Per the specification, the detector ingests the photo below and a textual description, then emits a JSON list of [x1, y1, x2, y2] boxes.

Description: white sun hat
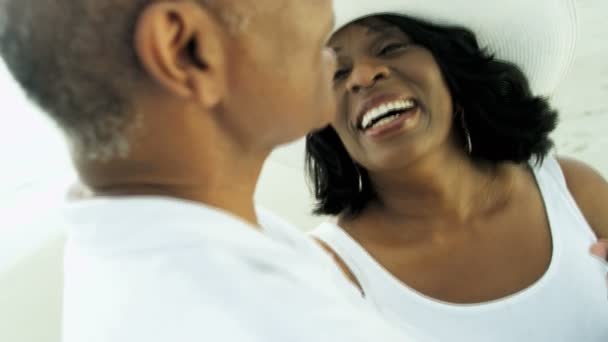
[[332, 0, 578, 97]]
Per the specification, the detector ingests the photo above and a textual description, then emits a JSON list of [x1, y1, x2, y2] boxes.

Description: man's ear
[[134, 1, 227, 108]]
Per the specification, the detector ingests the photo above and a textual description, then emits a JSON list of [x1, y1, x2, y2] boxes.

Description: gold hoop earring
[[353, 162, 363, 193], [458, 108, 473, 154]]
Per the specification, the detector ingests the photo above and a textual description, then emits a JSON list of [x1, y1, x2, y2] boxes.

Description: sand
[[551, 0, 608, 176]]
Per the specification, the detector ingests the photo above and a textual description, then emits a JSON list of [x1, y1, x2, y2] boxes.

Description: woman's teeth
[[361, 99, 416, 131], [369, 114, 401, 129]]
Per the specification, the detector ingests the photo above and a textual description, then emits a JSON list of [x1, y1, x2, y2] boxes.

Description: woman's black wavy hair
[[305, 14, 558, 218]]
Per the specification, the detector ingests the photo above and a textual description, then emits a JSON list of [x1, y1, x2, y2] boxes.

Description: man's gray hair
[[0, 0, 236, 161]]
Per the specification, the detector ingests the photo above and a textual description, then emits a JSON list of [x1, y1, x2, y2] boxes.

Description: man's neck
[[76, 117, 270, 227], [80, 153, 266, 227]]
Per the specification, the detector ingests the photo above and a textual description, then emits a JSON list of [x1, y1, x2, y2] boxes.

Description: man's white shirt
[[61, 196, 428, 341]]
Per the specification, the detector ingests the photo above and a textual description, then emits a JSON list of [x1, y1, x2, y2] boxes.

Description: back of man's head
[[1, 0, 336, 193], [0, 0, 233, 161], [2, 0, 146, 159]]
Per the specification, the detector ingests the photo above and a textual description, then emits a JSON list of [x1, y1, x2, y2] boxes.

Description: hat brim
[[332, 0, 578, 96]]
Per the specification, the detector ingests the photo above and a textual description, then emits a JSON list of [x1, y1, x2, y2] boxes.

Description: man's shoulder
[[63, 283, 257, 342], [63, 235, 416, 342], [63, 197, 277, 257], [62, 199, 417, 341]]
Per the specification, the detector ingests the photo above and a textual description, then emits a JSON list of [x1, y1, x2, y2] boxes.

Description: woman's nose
[[346, 60, 390, 94]]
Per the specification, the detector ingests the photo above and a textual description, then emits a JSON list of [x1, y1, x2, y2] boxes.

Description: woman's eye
[[333, 68, 350, 82], [378, 43, 407, 56]]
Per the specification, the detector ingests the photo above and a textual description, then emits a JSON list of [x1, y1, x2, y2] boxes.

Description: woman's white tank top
[[311, 157, 608, 341]]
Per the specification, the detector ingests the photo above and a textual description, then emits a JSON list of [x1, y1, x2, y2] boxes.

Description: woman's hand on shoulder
[[558, 157, 608, 239]]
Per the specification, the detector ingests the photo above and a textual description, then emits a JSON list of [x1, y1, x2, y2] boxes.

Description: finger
[[590, 240, 608, 261]]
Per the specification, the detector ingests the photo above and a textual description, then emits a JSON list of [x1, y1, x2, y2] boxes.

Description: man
[[0, 0, 428, 341]]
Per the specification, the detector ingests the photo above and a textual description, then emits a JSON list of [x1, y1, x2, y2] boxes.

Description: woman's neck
[[365, 150, 516, 224]]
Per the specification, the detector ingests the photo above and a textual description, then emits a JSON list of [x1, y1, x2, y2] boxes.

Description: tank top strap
[[531, 155, 567, 188], [310, 223, 388, 308]]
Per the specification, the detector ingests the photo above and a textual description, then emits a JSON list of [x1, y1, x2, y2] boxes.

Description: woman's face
[[328, 17, 456, 172]]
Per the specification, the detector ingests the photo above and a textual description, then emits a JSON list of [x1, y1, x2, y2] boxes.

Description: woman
[[306, 0, 608, 340]]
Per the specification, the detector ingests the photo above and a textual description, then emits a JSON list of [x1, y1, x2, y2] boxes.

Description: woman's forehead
[[329, 16, 407, 48], [357, 16, 399, 32]]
